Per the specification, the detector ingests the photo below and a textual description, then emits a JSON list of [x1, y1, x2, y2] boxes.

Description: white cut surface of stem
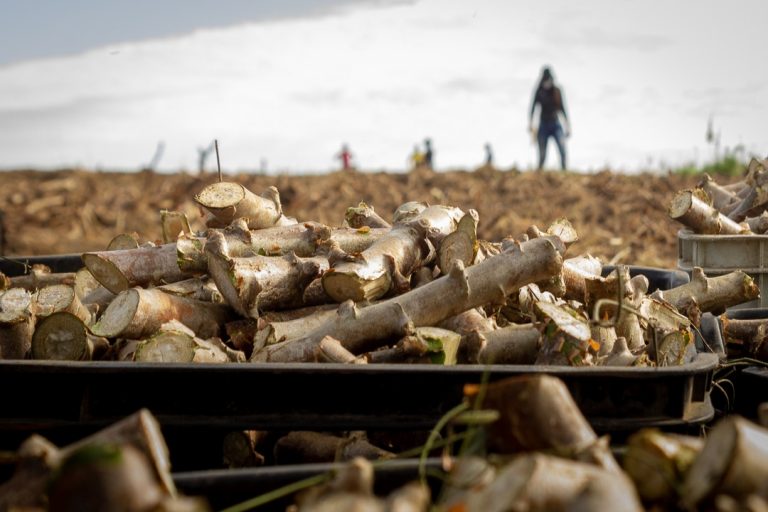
[[683, 416, 768, 507], [36, 284, 91, 323], [83, 243, 189, 294], [91, 288, 233, 339], [669, 189, 747, 234], [31, 312, 89, 361], [107, 233, 140, 251], [194, 182, 282, 229], [60, 409, 175, 498], [160, 210, 191, 243]]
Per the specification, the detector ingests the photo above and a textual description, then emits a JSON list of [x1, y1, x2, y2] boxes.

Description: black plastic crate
[[601, 265, 690, 293], [0, 253, 83, 276], [0, 353, 718, 434]]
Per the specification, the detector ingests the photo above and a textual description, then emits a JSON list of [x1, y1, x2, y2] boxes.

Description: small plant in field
[[672, 154, 746, 177]]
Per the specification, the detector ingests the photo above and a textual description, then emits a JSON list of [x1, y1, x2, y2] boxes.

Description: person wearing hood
[[529, 66, 570, 170]]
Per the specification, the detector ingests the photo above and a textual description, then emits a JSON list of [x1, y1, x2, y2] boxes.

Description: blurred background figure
[[529, 66, 570, 170], [424, 138, 434, 169], [335, 144, 354, 171], [409, 144, 425, 169], [484, 143, 494, 167]]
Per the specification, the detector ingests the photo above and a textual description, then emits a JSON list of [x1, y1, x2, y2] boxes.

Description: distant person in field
[[484, 143, 494, 167], [423, 138, 434, 169], [336, 144, 354, 171], [409, 145, 425, 169], [529, 66, 570, 170]]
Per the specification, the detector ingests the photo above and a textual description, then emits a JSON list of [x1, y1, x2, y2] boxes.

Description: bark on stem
[[322, 205, 464, 303], [466, 323, 541, 365], [91, 288, 234, 339], [683, 416, 768, 507], [720, 316, 768, 361], [253, 236, 564, 362], [439, 307, 496, 363], [623, 429, 703, 503], [254, 307, 338, 350], [698, 173, 739, 210], [668, 189, 748, 234], [134, 321, 244, 363], [175, 223, 387, 273], [365, 327, 460, 364], [274, 431, 393, 464], [659, 268, 760, 314], [0, 410, 174, 511], [156, 277, 222, 303], [318, 336, 363, 363], [344, 202, 391, 229], [194, 182, 283, 229], [83, 243, 190, 294], [9, 269, 76, 291], [562, 255, 603, 303], [0, 288, 35, 359], [438, 211, 478, 273], [206, 230, 327, 317], [475, 374, 620, 473], [452, 454, 641, 512], [746, 212, 768, 234]]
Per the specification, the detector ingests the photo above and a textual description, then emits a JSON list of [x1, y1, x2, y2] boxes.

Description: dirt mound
[[0, 167, 705, 268]]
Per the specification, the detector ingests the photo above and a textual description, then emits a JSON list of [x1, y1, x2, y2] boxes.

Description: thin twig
[[419, 402, 469, 484], [215, 139, 222, 183], [219, 473, 329, 512], [0, 256, 30, 274], [719, 357, 768, 368]]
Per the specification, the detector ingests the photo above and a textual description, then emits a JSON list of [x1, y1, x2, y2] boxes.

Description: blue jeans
[[538, 120, 567, 170]]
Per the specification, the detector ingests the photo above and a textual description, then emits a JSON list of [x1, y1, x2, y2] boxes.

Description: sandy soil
[[0, 167, 706, 268]]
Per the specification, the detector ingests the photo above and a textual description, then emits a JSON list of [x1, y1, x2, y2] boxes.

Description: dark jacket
[[531, 85, 567, 124]]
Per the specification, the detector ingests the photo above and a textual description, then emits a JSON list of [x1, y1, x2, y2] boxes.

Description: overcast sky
[[0, 0, 766, 173]]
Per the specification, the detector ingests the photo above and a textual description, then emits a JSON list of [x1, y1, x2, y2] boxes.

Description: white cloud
[[0, 0, 765, 172]]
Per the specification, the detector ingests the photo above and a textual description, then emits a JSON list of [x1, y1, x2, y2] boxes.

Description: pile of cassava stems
[[669, 157, 768, 235], [2, 376, 767, 511], [669, 157, 768, 361], [0, 177, 761, 365]]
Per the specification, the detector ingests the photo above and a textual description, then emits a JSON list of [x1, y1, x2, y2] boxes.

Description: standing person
[[336, 144, 354, 171], [529, 66, 570, 170], [484, 143, 494, 167], [408, 144, 425, 169], [423, 138, 434, 169]]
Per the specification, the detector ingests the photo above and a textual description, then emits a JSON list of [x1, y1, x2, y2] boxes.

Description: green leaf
[[424, 336, 443, 353], [429, 352, 446, 364]]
